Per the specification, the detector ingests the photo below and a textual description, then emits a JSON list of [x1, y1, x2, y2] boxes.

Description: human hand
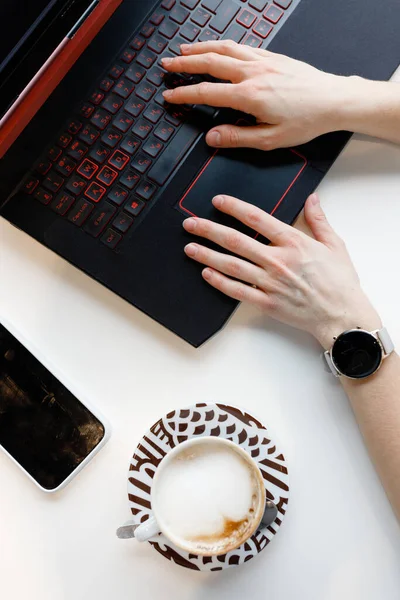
[[183, 194, 381, 348], [162, 40, 358, 151]]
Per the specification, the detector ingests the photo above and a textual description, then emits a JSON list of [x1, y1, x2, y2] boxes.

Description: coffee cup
[[117, 436, 268, 556]]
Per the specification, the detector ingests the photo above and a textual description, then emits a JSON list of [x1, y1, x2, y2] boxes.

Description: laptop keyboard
[[21, 0, 295, 251]]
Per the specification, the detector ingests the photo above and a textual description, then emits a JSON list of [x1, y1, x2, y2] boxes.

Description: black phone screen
[[0, 323, 105, 490]]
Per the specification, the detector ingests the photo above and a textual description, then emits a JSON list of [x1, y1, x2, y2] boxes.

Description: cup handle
[[116, 517, 160, 542]]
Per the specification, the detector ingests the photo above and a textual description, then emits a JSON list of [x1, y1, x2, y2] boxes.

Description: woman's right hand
[[162, 40, 360, 151]]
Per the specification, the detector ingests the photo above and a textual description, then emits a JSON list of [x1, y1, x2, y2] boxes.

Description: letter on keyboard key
[[209, 0, 240, 32], [148, 122, 201, 185]]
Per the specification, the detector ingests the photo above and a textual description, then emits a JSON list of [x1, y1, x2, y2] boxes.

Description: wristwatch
[[324, 327, 394, 379]]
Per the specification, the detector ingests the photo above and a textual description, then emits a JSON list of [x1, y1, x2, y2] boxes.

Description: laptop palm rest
[[177, 146, 307, 238]]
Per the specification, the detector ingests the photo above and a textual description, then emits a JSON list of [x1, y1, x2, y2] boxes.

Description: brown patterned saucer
[[127, 403, 289, 571]]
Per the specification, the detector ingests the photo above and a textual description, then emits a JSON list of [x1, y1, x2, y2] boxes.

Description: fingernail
[[310, 193, 319, 205], [185, 243, 198, 257], [183, 218, 197, 231], [203, 268, 212, 280], [212, 195, 224, 208], [161, 57, 172, 66], [180, 44, 190, 53], [208, 131, 221, 146], [163, 89, 173, 99]]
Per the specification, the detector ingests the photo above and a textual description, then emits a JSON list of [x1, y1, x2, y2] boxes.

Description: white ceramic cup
[[118, 436, 267, 556]]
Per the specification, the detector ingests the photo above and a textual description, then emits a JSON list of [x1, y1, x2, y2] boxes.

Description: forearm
[[341, 353, 400, 520], [334, 77, 400, 144]]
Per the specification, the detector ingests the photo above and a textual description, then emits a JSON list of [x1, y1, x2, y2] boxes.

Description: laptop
[[0, 0, 399, 347]]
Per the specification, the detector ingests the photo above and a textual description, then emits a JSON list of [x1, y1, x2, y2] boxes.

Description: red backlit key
[[161, 0, 176, 9], [137, 48, 157, 69], [114, 78, 135, 99], [274, 0, 292, 8], [198, 28, 220, 41], [112, 213, 133, 233], [101, 228, 122, 249], [68, 141, 88, 161], [90, 91, 105, 105], [108, 185, 129, 206], [264, 5, 284, 22], [79, 103, 94, 118], [154, 121, 174, 141], [248, 0, 267, 10], [34, 188, 53, 205], [132, 119, 153, 140], [136, 180, 156, 201], [165, 107, 186, 126], [170, 5, 189, 23], [90, 108, 112, 130], [150, 10, 165, 25], [51, 192, 75, 215], [182, 0, 200, 8], [101, 94, 124, 114], [223, 22, 246, 42], [35, 160, 52, 176], [22, 177, 39, 194], [148, 34, 168, 54], [147, 66, 166, 87], [192, 7, 211, 26], [125, 96, 145, 117], [120, 135, 141, 155], [126, 64, 146, 83], [99, 77, 114, 92], [252, 19, 273, 38], [180, 22, 201, 41], [210, 0, 240, 32], [121, 48, 136, 64], [55, 155, 76, 177], [112, 112, 134, 132], [109, 64, 124, 79], [84, 203, 116, 237], [77, 159, 98, 180], [48, 146, 62, 161], [88, 143, 110, 164], [124, 197, 145, 217], [79, 124, 99, 145], [43, 171, 64, 193], [101, 128, 122, 148], [143, 103, 164, 123], [57, 133, 72, 148], [158, 20, 179, 39], [135, 81, 156, 101], [201, 0, 222, 13], [142, 137, 164, 158], [68, 198, 94, 226], [130, 36, 145, 51], [119, 170, 140, 189], [237, 9, 256, 27], [97, 165, 118, 186], [169, 36, 185, 55], [85, 181, 106, 203], [66, 175, 87, 195], [109, 150, 130, 171], [67, 119, 82, 134], [131, 153, 152, 174], [244, 33, 262, 47], [141, 22, 155, 38]]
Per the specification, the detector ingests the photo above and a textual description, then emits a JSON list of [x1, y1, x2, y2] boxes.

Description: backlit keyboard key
[[133, 119, 153, 139], [55, 155, 76, 177], [148, 122, 200, 185], [249, 0, 267, 11], [223, 22, 246, 42], [201, 0, 222, 14], [130, 36, 145, 51], [142, 136, 164, 157], [150, 10, 165, 25], [141, 22, 156, 38], [90, 108, 112, 130], [169, 36, 185, 55], [112, 213, 133, 233], [66, 119, 82, 135], [48, 146, 62, 161], [159, 19, 179, 39], [89, 91, 104, 105], [137, 48, 157, 69], [147, 66, 166, 87], [120, 135, 141, 155], [114, 79, 135, 99], [108, 185, 130, 206], [170, 5, 190, 23], [35, 160, 52, 176], [135, 81, 156, 101], [274, 0, 292, 8], [97, 165, 118, 186], [143, 103, 164, 123], [79, 103, 94, 119], [148, 34, 168, 54], [192, 7, 211, 26], [131, 153, 152, 173], [84, 203, 116, 237], [125, 96, 145, 117], [112, 113, 134, 132], [136, 180, 157, 201], [68, 141, 88, 161], [237, 9, 256, 27], [101, 128, 122, 148], [244, 33, 262, 47], [198, 28, 220, 41], [99, 77, 114, 92], [126, 64, 146, 84], [209, 0, 239, 32], [180, 22, 201, 41], [124, 197, 145, 217], [102, 94, 124, 114], [108, 149, 130, 171], [79, 124, 99, 145], [101, 228, 122, 249], [57, 133, 72, 148], [34, 188, 53, 205], [77, 159, 98, 180], [109, 64, 124, 79], [85, 181, 106, 203], [68, 198, 94, 226], [154, 121, 174, 141], [264, 5, 284, 23], [119, 170, 140, 189], [161, 0, 176, 9], [66, 175, 87, 195], [22, 176, 39, 194], [253, 19, 273, 38], [51, 192, 75, 215], [43, 171, 64, 193], [88, 144, 110, 164]]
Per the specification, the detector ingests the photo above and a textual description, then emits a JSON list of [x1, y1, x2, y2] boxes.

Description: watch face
[[332, 330, 383, 379]]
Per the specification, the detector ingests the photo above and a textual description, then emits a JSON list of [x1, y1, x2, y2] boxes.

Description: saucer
[[127, 403, 289, 571]]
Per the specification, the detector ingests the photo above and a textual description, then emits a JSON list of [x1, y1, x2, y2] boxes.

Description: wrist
[[313, 305, 382, 350]]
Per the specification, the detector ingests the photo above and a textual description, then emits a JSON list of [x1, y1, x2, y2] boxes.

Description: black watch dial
[[331, 330, 383, 379]]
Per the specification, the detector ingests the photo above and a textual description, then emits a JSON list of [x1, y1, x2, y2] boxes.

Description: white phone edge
[[0, 314, 112, 493]]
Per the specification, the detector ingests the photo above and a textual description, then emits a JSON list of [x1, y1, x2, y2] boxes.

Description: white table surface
[[2, 82, 400, 600]]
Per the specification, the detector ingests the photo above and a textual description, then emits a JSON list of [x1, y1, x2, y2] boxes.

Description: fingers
[[206, 123, 279, 151], [184, 242, 265, 286], [303, 194, 338, 247], [201, 268, 270, 308], [180, 40, 267, 61], [183, 216, 270, 266], [209, 195, 299, 246], [161, 54, 246, 83], [163, 81, 244, 109]]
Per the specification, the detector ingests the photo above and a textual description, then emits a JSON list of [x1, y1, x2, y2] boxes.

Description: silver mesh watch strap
[[375, 327, 395, 356]]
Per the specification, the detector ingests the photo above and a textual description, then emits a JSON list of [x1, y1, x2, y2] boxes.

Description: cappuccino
[[152, 438, 265, 555]]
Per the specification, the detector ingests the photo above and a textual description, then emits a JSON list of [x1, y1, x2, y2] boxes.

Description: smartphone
[[0, 319, 110, 492]]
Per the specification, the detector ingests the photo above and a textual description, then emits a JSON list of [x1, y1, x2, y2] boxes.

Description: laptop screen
[[0, 0, 94, 119]]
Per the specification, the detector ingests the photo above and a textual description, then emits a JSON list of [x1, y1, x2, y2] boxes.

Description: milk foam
[[154, 442, 260, 549]]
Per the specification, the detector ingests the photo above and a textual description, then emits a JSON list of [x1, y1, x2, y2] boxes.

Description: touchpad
[[178, 147, 307, 237]]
